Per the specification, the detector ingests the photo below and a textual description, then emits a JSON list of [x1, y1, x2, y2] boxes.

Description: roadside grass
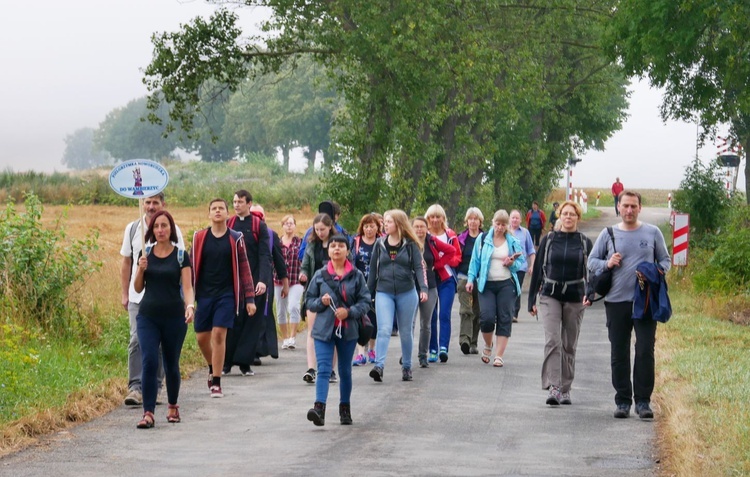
[[654, 280, 750, 476]]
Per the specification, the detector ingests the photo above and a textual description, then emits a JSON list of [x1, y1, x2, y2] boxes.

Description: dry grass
[[546, 188, 674, 207]]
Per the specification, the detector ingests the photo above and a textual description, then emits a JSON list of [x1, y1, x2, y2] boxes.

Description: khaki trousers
[[538, 295, 585, 392]]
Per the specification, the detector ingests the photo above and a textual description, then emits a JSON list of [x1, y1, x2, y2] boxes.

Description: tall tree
[[61, 127, 112, 170], [606, 0, 750, 202], [95, 97, 179, 161]]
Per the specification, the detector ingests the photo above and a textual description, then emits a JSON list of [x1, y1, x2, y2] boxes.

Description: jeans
[[314, 337, 357, 404], [414, 288, 438, 358], [605, 301, 657, 405], [429, 277, 457, 353], [457, 276, 480, 348], [374, 289, 418, 369], [478, 279, 515, 337], [128, 302, 163, 392], [136, 312, 187, 413], [538, 295, 585, 392]]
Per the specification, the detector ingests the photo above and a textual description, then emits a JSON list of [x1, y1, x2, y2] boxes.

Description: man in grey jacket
[[587, 190, 671, 420]]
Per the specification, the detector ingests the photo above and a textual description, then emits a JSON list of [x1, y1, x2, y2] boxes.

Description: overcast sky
[[0, 1, 742, 192]]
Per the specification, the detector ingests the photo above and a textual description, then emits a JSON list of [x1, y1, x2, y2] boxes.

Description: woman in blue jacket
[[466, 210, 525, 367], [305, 235, 372, 426]]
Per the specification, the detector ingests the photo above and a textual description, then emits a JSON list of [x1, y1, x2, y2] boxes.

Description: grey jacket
[[367, 237, 428, 296], [306, 264, 371, 342]]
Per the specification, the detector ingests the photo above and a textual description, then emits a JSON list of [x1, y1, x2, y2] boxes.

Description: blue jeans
[[374, 289, 418, 369], [314, 337, 357, 404], [429, 277, 456, 353], [136, 312, 188, 413]]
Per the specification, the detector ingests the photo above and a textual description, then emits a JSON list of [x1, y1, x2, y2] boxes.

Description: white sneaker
[[288, 337, 296, 350], [124, 389, 142, 406], [282, 338, 289, 350]]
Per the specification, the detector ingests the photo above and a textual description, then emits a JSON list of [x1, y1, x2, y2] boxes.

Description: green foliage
[[0, 194, 101, 335], [672, 157, 731, 236], [0, 323, 40, 415], [692, 206, 750, 293], [61, 128, 112, 170]]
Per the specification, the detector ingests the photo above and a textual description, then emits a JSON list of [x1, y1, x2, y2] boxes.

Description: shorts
[[194, 294, 236, 332]]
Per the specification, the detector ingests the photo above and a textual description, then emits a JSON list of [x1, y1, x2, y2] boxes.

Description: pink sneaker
[[367, 350, 376, 363], [352, 354, 367, 366]]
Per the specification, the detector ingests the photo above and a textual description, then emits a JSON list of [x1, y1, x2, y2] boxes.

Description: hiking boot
[[613, 403, 631, 419], [418, 356, 429, 368], [460, 342, 470, 355], [339, 403, 353, 425], [369, 366, 383, 382], [240, 366, 254, 376], [303, 368, 316, 383], [367, 350, 376, 363], [307, 401, 326, 426], [560, 392, 572, 405], [439, 347, 449, 363], [210, 385, 224, 398], [546, 386, 562, 406], [352, 354, 367, 366], [329, 370, 338, 383], [428, 350, 438, 363], [636, 402, 654, 419], [124, 390, 142, 406], [402, 367, 413, 381]]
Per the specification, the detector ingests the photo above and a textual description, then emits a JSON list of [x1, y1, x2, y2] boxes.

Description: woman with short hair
[[456, 207, 484, 354], [351, 213, 381, 366], [466, 210, 525, 368]]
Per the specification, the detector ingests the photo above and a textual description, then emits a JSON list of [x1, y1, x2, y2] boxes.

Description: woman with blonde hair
[[276, 215, 303, 350], [528, 200, 592, 405], [456, 207, 484, 355], [466, 209, 525, 367], [367, 210, 428, 382], [424, 204, 462, 363]]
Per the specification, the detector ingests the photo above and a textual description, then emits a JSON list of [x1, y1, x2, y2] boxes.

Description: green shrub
[[0, 194, 101, 335], [672, 157, 732, 238], [692, 206, 750, 294]]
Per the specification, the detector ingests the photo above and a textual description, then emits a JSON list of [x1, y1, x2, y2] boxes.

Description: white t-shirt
[[119, 216, 185, 304]]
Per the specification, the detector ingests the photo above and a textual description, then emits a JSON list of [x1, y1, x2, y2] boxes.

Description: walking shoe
[[307, 401, 326, 426], [460, 342, 470, 355], [329, 370, 338, 383], [303, 368, 316, 383], [288, 337, 296, 350], [402, 367, 413, 381], [613, 403, 631, 419], [428, 350, 438, 363], [240, 366, 255, 376], [369, 366, 383, 382], [391, 329, 399, 336], [636, 402, 654, 419], [124, 390, 142, 406], [210, 385, 224, 398], [469, 345, 479, 354], [367, 349, 377, 363], [546, 386, 562, 406], [339, 403, 353, 425], [282, 339, 289, 350], [512, 317, 518, 323], [352, 354, 367, 366], [207, 374, 213, 391], [418, 356, 429, 368], [221, 367, 231, 376], [560, 392, 572, 405], [439, 347, 449, 363], [253, 357, 262, 366]]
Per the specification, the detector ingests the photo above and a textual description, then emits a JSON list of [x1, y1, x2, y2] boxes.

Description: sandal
[[167, 404, 181, 423], [493, 356, 504, 367], [481, 346, 492, 364], [137, 411, 155, 429]]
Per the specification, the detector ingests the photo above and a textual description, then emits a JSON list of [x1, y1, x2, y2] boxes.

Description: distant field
[[546, 188, 674, 207]]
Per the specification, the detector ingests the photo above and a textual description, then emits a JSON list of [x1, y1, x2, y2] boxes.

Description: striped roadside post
[[672, 213, 689, 267]]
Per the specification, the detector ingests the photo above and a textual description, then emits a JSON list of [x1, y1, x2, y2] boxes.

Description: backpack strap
[[354, 236, 361, 256], [541, 231, 585, 295], [177, 248, 185, 267], [128, 220, 139, 261]]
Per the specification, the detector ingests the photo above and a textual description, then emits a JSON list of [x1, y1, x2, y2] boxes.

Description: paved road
[[0, 208, 671, 477]]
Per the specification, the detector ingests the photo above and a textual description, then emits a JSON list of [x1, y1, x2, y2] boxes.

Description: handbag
[[588, 227, 616, 299]]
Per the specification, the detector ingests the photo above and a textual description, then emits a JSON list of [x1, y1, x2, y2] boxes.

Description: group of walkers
[[120, 188, 670, 429]]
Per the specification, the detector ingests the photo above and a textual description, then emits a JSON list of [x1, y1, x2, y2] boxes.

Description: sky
[[0, 1, 743, 193]]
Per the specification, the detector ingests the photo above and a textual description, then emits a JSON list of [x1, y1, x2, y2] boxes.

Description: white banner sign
[[108, 160, 169, 199]]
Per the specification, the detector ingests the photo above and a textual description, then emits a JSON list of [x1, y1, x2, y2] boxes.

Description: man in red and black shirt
[[191, 198, 256, 398], [611, 177, 624, 217]]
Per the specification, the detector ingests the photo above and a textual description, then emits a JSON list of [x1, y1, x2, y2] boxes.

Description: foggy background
[[0, 0, 742, 192]]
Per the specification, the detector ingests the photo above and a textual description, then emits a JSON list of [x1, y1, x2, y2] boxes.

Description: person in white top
[[119, 192, 185, 406]]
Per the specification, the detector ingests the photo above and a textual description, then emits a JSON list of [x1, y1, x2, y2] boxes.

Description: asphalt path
[[1, 207, 671, 477]]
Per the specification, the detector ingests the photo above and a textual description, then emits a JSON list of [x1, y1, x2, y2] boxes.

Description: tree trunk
[[281, 144, 290, 172], [303, 147, 316, 174]]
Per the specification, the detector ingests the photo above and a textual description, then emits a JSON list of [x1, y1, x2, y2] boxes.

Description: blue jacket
[[467, 230, 525, 296], [632, 262, 672, 323]]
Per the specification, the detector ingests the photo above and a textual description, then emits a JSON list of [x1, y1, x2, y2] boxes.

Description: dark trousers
[[513, 271, 526, 319], [224, 293, 270, 369], [605, 301, 657, 406], [136, 313, 187, 413], [529, 227, 542, 247]]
